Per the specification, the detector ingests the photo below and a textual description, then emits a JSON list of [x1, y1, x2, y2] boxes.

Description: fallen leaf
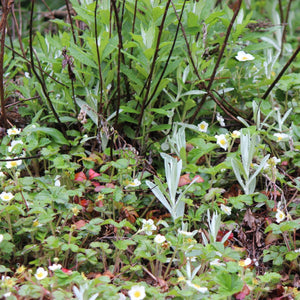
[[74, 171, 87, 182], [178, 174, 204, 187], [234, 284, 250, 300], [88, 169, 101, 180], [74, 220, 86, 229]]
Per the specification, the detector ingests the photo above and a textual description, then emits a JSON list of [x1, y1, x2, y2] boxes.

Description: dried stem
[[94, 0, 104, 115], [190, 0, 242, 124], [145, 0, 187, 109], [0, 0, 11, 128], [65, 0, 77, 44], [262, 44, 300, 100], [135, 0, 172, 136], [29, 0, 66, 137]]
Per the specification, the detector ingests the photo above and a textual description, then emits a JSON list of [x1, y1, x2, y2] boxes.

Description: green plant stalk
[[163, 249, 177, 280]]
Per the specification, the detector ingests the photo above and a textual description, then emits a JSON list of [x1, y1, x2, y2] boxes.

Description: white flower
[[178, 229, 195, 237], [7, 128, 21, 136], [35, 267, 48, 280], [49, 263, 62, 271], [235, 51, 255, 61], [154, 234, 166, 244], [118, 293, 126, 300], [274, 132, 289, 142], [231, 130, 241, 138], [0, 192, 14, 202], [6, 157, 22, 168], [264, 157, 281, 170], [216, 112, 225, 127], [125, 178, 141, 189], [239, 257, 252, 267], [276, 209, 286, 223], [128, 285, 146, 300], [186, 280, 208, 293], [8, 140, 23, 152], [0, 172, 5, 177], [210, 258, 225, 267], [215, 134, 229, 150], [0, 234, 3, 243], [54, 175, 61, 187], [220, 204, 232, 216], [73, 283, 99, 300], [141, 219, 157, 235], [198, 121, 208, 133]]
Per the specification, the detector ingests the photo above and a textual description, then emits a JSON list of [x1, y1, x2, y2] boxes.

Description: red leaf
[[61, 268, 73, 275], [74, 171, 87, 182], [178, 174, 204, 187], [74, 220, 86, 229], [88, 169, 101, 180], [234, 284, 250, 300], [80, 199, 89, 207]]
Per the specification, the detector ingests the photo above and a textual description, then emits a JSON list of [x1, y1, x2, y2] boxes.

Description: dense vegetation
[[1, 0, 300, 299]]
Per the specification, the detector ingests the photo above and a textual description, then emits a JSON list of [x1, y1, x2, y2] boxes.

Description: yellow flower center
[[134, 291, 141, 298], [220, 139, 226, 145], [3, 195, 10, 200], [242, 56, 248, 60], [278, 136, 282, 141], [33, 220, 39, 227], [200, 124, 205, 129], [36, 272, 44, 279], [10, 161, 18, 167]]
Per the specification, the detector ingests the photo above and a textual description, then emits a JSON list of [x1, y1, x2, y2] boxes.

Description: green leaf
[[113, 239, 136, 251], [29, 127, 69, 145]]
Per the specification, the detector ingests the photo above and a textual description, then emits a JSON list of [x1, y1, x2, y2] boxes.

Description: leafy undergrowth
[[1, 0, 300, 299]]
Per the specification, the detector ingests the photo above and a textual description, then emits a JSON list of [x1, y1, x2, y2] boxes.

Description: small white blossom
[[6, 157, 22, 169], [178, 229, 195, 237], [276, 209, 286, 223], [198, 121, 208, 133], [210, 258, 225, 267], [0, 234, 3, 243], [49, 263, 62, 271], [128, 285, 146, 300], [141, 219, 156, 236], [274, 133, 289, 142], [125, 178, 141, 189], [239, 257, 252, 267], [235, 51, 255, 61], [231, 130, 241, 138], [0, 172, 5, 178], [8, 140, 23, 152], [154, 234, 166, 244], [0, 192, 14, 202], [118, 293, 126, 300], [35, 267, 48, 280], [7, 128, 21, 136], [186, 280, 208, 293], [220, 204, 232, 216], [215, 134, 229, 150], [54, 176, 61, 187], [216, 112, 225, 127]]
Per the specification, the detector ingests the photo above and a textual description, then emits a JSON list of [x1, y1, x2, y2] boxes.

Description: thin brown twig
[[135, 0, 172, 136], [5, 44, 68, 87], [190, 0, 242, 124], [262, 44, 300, 100], [65, 0, 77, 44], [29, 0, 67, 137], [0, 0, 11, 128], [94, 0, 104, 115], [144, 0, 187, 109]]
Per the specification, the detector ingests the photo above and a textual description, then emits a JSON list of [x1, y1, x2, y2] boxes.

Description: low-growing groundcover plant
[[1, 0, 300, 299]]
